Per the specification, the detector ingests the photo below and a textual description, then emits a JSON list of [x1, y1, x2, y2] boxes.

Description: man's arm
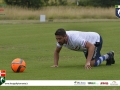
[[51, 46, 62, 67], [85, 41, 95, 69]]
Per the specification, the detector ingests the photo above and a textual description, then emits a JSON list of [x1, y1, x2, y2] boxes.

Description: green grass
[[0, 21, 120, 89]]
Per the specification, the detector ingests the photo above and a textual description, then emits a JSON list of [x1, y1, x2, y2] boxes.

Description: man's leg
[[94, 51, 115, 66], [84, 36, 115, 67], [90, 53, 109, 66], [90, 50, 109, 66]]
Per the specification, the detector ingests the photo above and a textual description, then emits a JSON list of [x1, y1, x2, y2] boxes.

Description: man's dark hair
[[55, 28, 66, 36]]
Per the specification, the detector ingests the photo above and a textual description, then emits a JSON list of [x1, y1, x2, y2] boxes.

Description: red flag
[[0, 70, 6, 77]]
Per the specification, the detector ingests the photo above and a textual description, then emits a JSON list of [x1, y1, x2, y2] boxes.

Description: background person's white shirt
[[57, 31, 100, 51]]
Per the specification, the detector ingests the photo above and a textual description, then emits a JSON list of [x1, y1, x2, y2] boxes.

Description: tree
[[58, 0, 67, 5], [79, 0, 120, 7], [90, 0, 119, 7], [29, 0, 44, 8], [4, 0, 45, 8]]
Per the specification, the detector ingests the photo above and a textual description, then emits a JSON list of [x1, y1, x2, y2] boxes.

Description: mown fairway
[[0, 20, 120, 90]]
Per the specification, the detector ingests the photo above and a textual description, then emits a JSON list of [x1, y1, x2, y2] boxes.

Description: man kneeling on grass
[[51, 28, 115, 70]]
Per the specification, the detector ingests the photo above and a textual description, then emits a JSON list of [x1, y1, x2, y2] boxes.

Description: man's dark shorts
[[83, 36, 103, 60]]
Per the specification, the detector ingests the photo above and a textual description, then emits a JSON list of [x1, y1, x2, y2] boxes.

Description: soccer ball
[[11, 58, 26, 73]]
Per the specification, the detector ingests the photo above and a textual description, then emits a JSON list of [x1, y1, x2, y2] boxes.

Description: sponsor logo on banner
[[100, 82, 108, 85], [88, 82, 96, 84], [74, 81, 86, 85], [88, 82, 99, 85], [0, 70, 6, 85], [110, 81, 118, 86]]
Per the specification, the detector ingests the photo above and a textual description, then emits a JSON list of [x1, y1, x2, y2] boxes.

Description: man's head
[[55, 28, 67, 45]]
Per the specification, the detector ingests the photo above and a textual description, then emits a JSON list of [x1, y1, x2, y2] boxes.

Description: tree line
[[4, 0, 120, 8]]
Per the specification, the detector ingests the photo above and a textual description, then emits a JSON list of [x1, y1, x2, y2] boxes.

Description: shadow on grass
[[58, 63, 114, 70]]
